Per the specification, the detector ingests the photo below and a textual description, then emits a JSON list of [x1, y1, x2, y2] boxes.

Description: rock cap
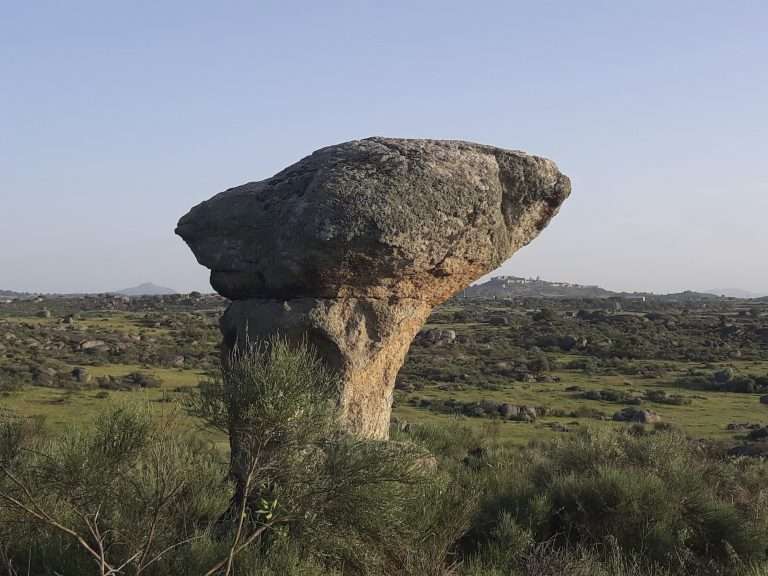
[[176, 137, 570, 302]]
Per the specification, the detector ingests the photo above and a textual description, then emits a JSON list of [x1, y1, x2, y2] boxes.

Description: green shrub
[[0, 406, 228, 575], [184, 336, 469, 575], [458, 426, 768, 574], [675, 369, 767, 394]]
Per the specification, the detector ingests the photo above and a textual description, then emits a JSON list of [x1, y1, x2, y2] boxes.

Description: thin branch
[[106, 550, 142, 576], [136, 535, 208, 573], [0, 467, 107, 570], [224, 462, 257, 576], [203, 448, 277, 576], [136, 480, 187, 571], [0, 543, 19, 576], [81, 506, 109, 576], [202, 523, 273, 576]]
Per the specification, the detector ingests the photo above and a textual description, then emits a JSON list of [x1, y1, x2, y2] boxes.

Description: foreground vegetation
[[2, 293, 768, 574], [1, 338, 768, 575], [3, 406, 768, 574]]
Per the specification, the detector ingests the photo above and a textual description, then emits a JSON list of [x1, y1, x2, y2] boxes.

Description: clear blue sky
[[2, 1, 766, 294]]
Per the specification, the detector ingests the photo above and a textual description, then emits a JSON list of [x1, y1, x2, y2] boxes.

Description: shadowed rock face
[[176, 137, 570, 438]]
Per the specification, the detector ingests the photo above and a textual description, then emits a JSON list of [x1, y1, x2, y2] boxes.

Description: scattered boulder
[[37, 366, 58, 381], [728, 443, 768, 458], [518, 406, 538, 421], [394, 378, 414, 392], [644, 390, 692, 406], [747, 427, 768, 441], [726, 422, 763, 431], [80, 339, 108, 351], [71, 367, 90, 384], [97, 372, 161, 391], [419, 329, 457, 346], [177, 137, 570, 438], [499, 403, 519, 419], [583, 389, 640, 404], [613, 407, 661, 424], [496, 404, 537, 421]]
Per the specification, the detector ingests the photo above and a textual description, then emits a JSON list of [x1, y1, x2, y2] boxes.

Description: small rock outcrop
[[418, 329, 457, 346], [176, 137, 570, 438], [613, 407, 662, 424]]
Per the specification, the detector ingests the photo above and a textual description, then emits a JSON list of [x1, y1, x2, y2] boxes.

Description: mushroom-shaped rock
[[176, 137, 570, 438]]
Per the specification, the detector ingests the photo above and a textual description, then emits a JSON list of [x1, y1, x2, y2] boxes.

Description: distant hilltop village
[[496, 276, 589, 289], [461, 276, 749, 302], [463, 276, 617, 299]]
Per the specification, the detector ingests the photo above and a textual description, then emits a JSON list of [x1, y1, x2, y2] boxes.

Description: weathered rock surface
[[177, 137, 570, 438]]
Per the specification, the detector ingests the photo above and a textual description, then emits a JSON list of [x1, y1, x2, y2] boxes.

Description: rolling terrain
[[2, 289, 768, 450]]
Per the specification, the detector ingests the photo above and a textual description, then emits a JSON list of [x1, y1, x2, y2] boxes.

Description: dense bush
[[458, 426, 768, 575], [580, 388, 691, 406], [0, 407, 228, 575], [96, 371, 162, 390], [0, 365, 27, 392], [1, 339, 466, 575], [675, 368, 768, 394], [3, 340, 768, 575]]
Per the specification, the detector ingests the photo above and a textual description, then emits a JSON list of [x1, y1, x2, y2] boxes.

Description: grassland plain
[[395, 363, 768, 444], [2, 292, 768, 451]]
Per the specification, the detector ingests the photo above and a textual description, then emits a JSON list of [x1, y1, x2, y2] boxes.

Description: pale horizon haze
[[2, 1, 766, 295]]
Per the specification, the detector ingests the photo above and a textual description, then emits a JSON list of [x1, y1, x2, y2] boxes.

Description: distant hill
[[463, 276, 617, 299], [703, 288, 767, 299], [658, 290, 723, 302], [0, 289, 32, 300], [463, 276, 736, 301], [112, 283, 177, 296]]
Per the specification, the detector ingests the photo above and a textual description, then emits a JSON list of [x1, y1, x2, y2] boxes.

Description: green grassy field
[[394, 362, 768, 443], [0, 312, 173, 338], [4, 359, 766, 447], [2, 298, 768, 450], [0, 362, 225, 448]]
